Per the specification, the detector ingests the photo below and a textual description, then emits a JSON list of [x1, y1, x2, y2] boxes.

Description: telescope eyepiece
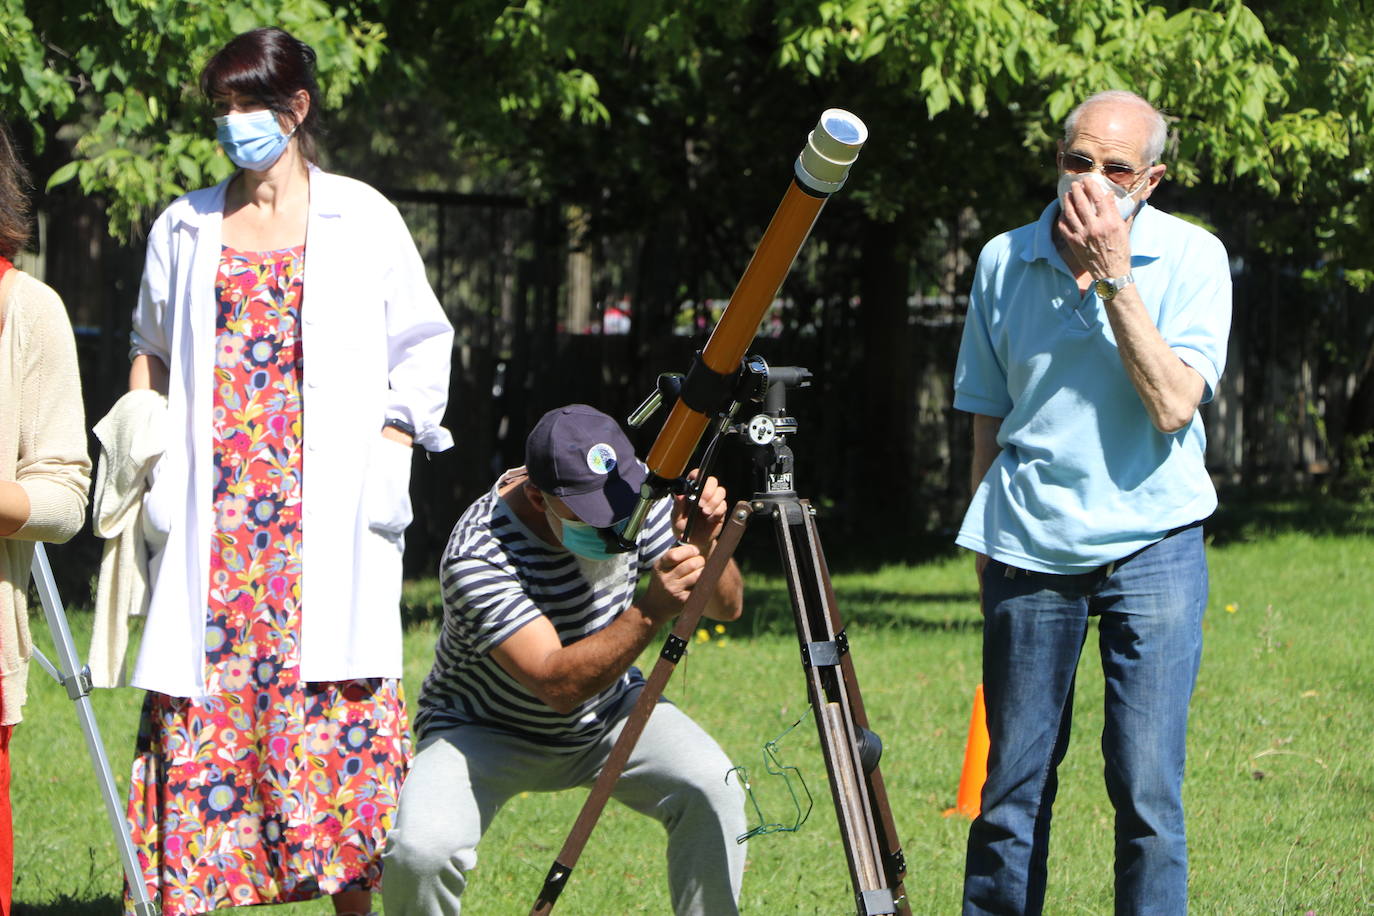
[[795, 108, 868, 194]]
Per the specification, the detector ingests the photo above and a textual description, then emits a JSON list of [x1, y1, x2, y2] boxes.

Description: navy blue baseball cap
[[524, 405, 647, 527]]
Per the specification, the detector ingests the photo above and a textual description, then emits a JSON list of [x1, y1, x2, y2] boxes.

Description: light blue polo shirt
[[954, 200, 1231, 573]]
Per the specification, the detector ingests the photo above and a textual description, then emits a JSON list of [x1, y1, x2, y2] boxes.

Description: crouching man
[[383, 404, 747, 915]]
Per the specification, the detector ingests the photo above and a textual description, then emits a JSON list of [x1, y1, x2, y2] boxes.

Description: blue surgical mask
[[214, 109, 295, 171], [549, 510, 631, 561]]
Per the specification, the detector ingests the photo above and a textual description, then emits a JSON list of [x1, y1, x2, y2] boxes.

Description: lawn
[[9, 495, 1373, 914]]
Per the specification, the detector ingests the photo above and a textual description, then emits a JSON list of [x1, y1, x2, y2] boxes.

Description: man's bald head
[[1064, 90, 1168, 165]]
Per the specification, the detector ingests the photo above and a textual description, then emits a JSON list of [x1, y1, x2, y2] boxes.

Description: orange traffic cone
[[943, 683, 989, 819]]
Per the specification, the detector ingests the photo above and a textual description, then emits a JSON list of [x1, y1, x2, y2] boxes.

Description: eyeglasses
[[1060, 151, 1146, 187]]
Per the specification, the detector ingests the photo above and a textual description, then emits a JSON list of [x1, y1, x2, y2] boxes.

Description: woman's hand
[[0, 481, 30, 537], [129, 353, 170, 395], [380, 426, 414, 448]]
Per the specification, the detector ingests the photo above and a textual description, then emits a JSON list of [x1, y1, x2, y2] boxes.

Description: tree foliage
[[359, 0, 1374, 502], [7, 0, 1374, 502], [10, 0, 1371, 270], [309, 0, 1371, 302], [3, 0, 385, 237]]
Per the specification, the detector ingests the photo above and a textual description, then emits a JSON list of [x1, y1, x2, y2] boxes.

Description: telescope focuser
[[628, 373, 686, 430]]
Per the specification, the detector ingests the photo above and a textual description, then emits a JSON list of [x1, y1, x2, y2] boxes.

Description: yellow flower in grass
[[1224, 603, 1238, 614]]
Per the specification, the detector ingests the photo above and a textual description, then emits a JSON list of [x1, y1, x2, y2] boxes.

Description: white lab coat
[[129, 166, 454, 698]]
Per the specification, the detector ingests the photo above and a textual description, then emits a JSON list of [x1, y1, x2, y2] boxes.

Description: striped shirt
[[415, 468, 676, 749]]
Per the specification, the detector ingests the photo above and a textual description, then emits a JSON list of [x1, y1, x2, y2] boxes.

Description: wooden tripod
[[530, 380, 910, 916]]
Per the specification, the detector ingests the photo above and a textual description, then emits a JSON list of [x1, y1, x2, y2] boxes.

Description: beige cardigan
[[89, 388, 166, 687], [0, 269, 92, 725]]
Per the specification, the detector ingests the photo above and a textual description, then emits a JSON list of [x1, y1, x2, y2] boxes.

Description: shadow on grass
[[398, 489, 1372, 632], [1208, 485, 1374, 545], [726, 520, 962, 576], [400, 578, 445, 628], [14, 897, 121, 915], [401, 578, 982, 634], [738, 585, 983, 638]]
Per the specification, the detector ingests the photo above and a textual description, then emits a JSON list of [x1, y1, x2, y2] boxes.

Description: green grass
[[10, 503, 1374, 914]]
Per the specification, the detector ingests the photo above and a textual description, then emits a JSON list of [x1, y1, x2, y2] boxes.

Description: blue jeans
[[963, 524, 1207, 916]]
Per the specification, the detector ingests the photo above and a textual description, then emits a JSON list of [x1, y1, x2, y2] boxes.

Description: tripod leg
[[769, 499, 909, 916], [804, 507, 911, 914], [29, 544, 160, 915], [529, 501, 752, 916]]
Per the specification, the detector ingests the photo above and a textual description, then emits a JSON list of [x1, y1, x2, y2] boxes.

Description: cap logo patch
[[586, 443, 617, 475]]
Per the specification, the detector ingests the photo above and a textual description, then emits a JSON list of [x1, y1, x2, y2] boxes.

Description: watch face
[[1094, 278, 1115, 299]]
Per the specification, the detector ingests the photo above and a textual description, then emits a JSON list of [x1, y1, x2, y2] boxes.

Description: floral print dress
[[125, 245, 411, 915]]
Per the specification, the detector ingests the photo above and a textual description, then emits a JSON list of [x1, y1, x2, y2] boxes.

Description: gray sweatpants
[[381, 690, 748, 915]]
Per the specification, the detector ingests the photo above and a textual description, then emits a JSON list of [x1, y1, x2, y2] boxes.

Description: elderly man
[[383, 404, 747, 915], [953, 90, 1232, 914]]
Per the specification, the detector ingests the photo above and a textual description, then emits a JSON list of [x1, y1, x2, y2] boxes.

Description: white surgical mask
[[1057, 170, 1146, 221]]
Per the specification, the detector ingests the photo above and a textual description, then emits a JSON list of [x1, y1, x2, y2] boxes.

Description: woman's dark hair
[[0, 119, 32, 260], [200, 27, 322, 163]]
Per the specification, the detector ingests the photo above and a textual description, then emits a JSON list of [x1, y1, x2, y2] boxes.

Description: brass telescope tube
[[620, 109, 868, 541]]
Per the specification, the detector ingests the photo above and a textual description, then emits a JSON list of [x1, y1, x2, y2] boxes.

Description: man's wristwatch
[[1093, 273, 1134, 300], [382, 417, 417, 440]]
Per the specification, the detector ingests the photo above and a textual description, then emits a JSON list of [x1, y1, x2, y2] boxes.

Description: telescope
[[618, 108, 868, 545], [532, 109, 910, 916]]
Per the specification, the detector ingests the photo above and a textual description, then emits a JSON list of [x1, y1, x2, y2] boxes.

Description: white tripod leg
[[29, 543, 159, 915]]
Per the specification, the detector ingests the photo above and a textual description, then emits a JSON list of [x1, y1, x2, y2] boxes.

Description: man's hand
[[1056, 178, 1133, 280], [673, 471, 728, 551], [1056, 179, 1206, 432], [640, 543, 707, 624], [489, 542, 707, 714], [661, 470, 744, 625]]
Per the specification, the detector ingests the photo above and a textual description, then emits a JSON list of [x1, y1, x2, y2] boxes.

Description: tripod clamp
[[730, 361, 812, 497], [64, 666, 94, 701], [618, 353, 777, 549]]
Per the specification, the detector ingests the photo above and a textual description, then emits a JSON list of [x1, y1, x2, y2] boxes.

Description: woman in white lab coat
[[124, 27, 452, 916]]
